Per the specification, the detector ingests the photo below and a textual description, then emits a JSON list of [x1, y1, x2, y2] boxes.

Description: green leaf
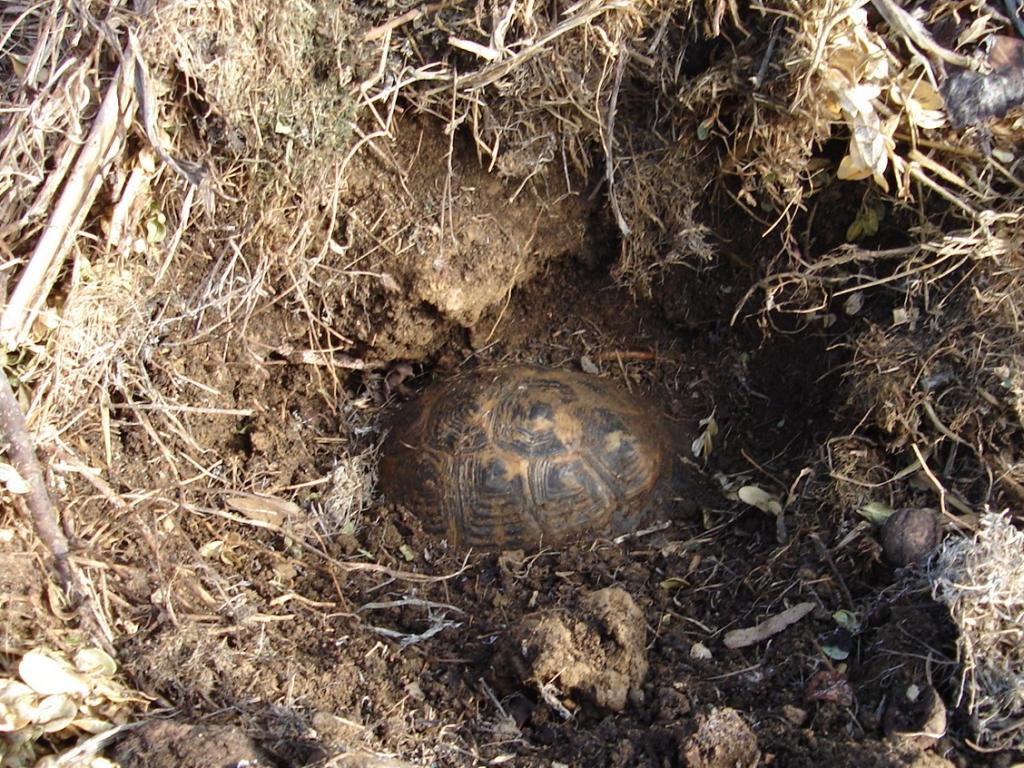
[[858, 501, 895, 525], [697, 116, 715, 141], [862, 205, 879, 236], [146, 211, 167, 244], [822, 643, 850, 661], [833, 610, 860, 633]]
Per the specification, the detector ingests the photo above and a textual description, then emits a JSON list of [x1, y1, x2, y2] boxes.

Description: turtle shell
[[379, 365, 686, 549]]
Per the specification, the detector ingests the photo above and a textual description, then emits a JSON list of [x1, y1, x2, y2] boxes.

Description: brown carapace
[[379, 365, 691, 549]]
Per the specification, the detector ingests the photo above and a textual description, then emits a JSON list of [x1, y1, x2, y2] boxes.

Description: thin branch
[[0, 373, 72, 591]]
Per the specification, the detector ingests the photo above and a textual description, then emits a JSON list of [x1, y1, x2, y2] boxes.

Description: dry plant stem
[[424, 0, 631, 96], [0, 58, 135, 344], [363, 3, 444, 42], [911, 443, 976, 527], [605, 50, 631, 237], [869, 0, 976, 69], [0, 372, 72, 591], [810, 532, 854, 610]]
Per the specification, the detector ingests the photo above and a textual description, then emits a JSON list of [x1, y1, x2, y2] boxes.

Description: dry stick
[[363, 2, 444, 42], [910, 443, 977, 528], [424, 0, 631, 95], [0, 373, 72, 591], [605, 49, 631, 237], [810, 532, 854, 611], [870, 0, 978, 70], [0, 58, 135, 344]]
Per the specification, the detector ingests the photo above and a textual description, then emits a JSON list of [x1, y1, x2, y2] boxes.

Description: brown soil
[[113, 721, 269, 768], [51, 117, 983, 768]]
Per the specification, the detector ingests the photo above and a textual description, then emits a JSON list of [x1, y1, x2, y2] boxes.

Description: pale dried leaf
[[379, 272, 401, 293], [691, 413, 719, 459], [0, 463, 30, 495], [690, 642, 712, 660], [844, 292, 864, 316], [33, 694, 78, 732], [71, 716, 115, 734], [0, 699, 33, 732], [225, 494, 302, 527], [737, 485, 783, 516], [74, 648, 117, 677], [0, 678, 34, 703], [724, 602, 815, 649], [19, 650, 90, 697]]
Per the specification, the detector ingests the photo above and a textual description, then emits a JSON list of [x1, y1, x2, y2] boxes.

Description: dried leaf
[[737, 485, 783, 516], [0, 462, 30, 495], [806, 670, 854, 706], [894, 77, 946, 130], [225, 493, 302, 527], [378, 272, 401, 293], [690, 642, 712, 660], [74, 648, 117, 677], [844, 292, 864, 316], [724, 602, 815, 649], [0, 679, 34, 703], [19, 650, 90, 697], [33, 694, 78, 732], [0, 699, 33, 732], [72, 716, 115, 734], [691, 413, 718, 459]]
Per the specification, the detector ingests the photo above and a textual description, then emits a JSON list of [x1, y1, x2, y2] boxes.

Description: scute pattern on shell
[[379, 365, 681, 549]]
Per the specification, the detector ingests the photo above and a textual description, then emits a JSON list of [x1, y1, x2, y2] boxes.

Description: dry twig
[[0, 371, 72, 592]]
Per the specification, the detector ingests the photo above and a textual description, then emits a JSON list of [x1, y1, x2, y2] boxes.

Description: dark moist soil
[[76, 118, 979, 767]]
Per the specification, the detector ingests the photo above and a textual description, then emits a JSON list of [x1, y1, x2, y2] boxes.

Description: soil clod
[[679, 707, 760, 768], [112, 721, 269, 768], [502, 586, 648, 714]]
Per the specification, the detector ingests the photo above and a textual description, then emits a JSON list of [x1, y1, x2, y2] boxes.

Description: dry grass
[[357, 0, 720, 293], [931, 513, 1024, 751]]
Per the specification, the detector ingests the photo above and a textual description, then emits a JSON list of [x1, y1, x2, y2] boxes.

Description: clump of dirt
[[0, 527, 47, 656], [679, 707, 760, 768], [501, 586, 648, 714], [113, 721, 269, 768]]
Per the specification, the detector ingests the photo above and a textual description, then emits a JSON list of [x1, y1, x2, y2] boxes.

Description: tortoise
[[379, 365, 691, 549]]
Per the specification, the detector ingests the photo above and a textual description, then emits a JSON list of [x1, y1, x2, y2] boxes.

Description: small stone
[[782, 704, 808, 726], [881, 508, 942, 567]]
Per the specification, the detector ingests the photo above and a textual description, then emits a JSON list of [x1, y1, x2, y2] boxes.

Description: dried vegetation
[[2, 0, 1024, 762]]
